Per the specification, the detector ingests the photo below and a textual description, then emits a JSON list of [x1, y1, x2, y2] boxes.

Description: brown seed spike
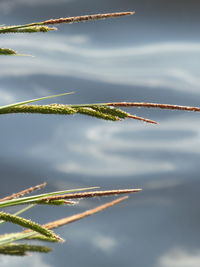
[[40, 188, 142, 201], [0, 183, 47, 202], [43, 12, 135, 25], [43, 196, 129, 230], [108, 102, 200, 112], [127, 114, 158, 124]]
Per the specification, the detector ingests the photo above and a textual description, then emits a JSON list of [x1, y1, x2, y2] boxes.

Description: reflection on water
[[1, 37, 200, 94], [1, 1, 200, 267]]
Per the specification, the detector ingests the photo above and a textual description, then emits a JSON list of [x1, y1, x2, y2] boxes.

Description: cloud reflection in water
[[1, 35, 200, 95], [27, 113, 200, 178]]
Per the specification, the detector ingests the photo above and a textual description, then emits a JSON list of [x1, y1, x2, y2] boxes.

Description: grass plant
[[1, 11, 200, 257]]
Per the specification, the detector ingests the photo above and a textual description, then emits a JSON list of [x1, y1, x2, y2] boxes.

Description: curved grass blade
[[0, 205, 35, 225], [0, 212, 62, 242], [0, 232, 58, 245]]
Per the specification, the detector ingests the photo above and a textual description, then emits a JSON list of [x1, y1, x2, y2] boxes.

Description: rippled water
[[1, 1, 200, 267]]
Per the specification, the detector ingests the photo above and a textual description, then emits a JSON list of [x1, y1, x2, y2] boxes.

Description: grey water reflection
[[1, 1, 200, 267]]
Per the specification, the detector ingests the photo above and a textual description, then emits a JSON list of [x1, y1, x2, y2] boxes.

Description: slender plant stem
[[44, 196, 128, 229], [0, 12, 134, 33], [0, 196, 130, 245], [40, 189, 141, 201], [0, 183, 47, 202], [107, 102, 200, 111]]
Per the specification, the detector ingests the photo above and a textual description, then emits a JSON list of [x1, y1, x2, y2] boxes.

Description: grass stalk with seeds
[[1, 10, 200, 257]]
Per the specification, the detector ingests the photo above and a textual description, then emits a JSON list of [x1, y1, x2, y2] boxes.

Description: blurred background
[[1, 1, 200, 266]]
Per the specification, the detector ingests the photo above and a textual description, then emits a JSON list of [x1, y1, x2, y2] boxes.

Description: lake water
[[1, 1, 200, 266]]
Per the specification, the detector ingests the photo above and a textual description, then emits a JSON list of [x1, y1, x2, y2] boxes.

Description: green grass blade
[[0, 231, 53, 246], [0, 92, 74, 111], [0, 187, 99, 208]]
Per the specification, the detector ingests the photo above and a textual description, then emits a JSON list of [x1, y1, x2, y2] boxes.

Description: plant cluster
[[0, 11, 200, 256]]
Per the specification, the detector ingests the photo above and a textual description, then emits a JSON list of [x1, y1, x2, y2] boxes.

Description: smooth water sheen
[[0, 1, 200, 266]]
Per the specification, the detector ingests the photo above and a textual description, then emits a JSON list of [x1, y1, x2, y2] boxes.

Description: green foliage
[[0, 182, 140, 254], [0, 11, 140, 256]]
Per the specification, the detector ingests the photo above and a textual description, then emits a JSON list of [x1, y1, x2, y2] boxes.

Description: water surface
[[1, 1, 200, 266]]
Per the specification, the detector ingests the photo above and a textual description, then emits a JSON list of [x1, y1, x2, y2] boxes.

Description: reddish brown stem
[[127, 114, 158, 124], [43, 12, 135, 25], [40, 188, 141, 201], [108, 102, 200, 112], [44, 196, 128, 229], [0, 183, 47, 202]]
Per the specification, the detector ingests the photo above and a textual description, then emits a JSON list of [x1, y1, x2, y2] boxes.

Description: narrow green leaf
[[35, 199, 75, 205], [0, 187, 99, 208], [0, 232, 41, 246], [0, 92, 74, 111]]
